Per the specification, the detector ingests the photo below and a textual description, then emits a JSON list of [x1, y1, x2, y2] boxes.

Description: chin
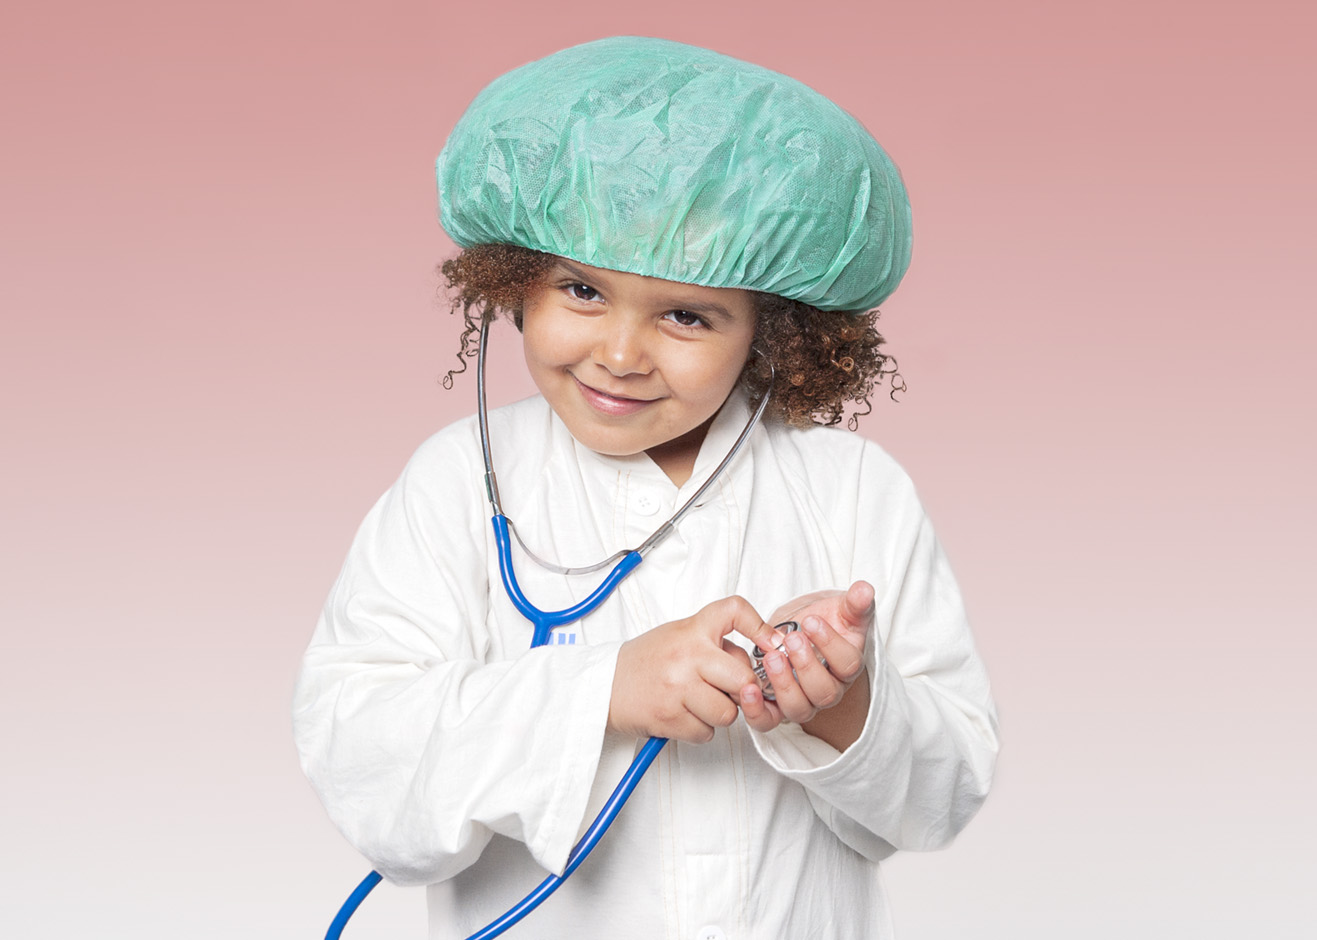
[[574, 433, 651, 458]]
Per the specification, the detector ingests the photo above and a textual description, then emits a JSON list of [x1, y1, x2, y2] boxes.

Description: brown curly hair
[[439, 243, 903, 429]]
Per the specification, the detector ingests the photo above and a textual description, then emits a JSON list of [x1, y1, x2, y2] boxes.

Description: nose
[[592, 315, 652, 377]]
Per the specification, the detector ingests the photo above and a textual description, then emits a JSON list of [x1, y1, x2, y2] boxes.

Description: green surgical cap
[[437, 37, 911, 312]]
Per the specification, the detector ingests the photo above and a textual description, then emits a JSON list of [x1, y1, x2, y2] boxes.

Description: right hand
[[608, 595, 772, 743]]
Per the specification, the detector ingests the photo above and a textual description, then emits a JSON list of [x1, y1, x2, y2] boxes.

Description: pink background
[[3, 1, 1313, 936]]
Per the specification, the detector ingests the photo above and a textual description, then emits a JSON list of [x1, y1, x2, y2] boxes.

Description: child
[[295, 36, 998, 940]]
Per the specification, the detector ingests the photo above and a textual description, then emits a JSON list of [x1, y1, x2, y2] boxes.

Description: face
[[521, 258, 757, 481]]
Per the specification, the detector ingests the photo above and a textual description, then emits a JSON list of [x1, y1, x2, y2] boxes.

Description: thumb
[[841, 580, 876, 630]]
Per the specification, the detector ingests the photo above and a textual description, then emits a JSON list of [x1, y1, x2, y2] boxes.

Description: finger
[[711, 595, 779, 651], [721, 642, 771, 697], [687, 685, 742, 731], [800, 615, 865, 683], [738, 682, 782, 732], [673, 711, 718, 744], [698, 646, 761, 698], [761, 649, 815, 724], [782, 626, 847, 708], [722, 639, 753, 668]]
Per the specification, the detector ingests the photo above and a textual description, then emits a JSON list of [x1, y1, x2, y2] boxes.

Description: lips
[[572, 375, 656, 417]]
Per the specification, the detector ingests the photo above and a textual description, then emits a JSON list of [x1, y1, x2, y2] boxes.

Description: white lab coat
[[294, 391, 998, 940]]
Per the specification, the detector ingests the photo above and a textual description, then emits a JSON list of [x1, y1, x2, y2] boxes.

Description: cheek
[[682, 349, 751, 406], [715, 335, 756, 388], [520, 309, 572, 369]]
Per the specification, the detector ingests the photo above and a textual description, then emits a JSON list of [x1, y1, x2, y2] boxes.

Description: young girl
[[295, 37, 998, 940]]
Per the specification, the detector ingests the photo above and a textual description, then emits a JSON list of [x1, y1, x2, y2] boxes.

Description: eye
[[565, 283, 599, 302], [663, 310, 707, 329]]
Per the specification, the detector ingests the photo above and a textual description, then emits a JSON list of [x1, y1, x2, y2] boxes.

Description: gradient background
[[3, 1, 1313, 936]]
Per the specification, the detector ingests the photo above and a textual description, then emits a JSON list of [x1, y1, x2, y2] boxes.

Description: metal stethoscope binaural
[[325, 319, 773, 939]]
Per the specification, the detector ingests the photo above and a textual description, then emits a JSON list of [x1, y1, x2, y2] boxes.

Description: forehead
[[551, 258, 756, 323]]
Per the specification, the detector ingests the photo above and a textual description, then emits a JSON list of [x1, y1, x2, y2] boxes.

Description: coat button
[[633, 491, 661, 515], [695, 928, 727, 940]]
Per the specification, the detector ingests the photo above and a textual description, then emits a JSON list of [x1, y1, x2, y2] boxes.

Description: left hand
[[736, 580, 875, 737]]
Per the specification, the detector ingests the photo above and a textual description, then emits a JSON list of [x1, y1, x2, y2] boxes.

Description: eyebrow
[[552, 260, 740, 323]]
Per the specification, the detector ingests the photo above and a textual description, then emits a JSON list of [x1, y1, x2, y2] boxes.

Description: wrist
[[800, 667, 870, 751]]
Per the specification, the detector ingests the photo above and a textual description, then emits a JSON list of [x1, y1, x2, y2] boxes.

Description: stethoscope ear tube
[[477, 318, 773, 574]]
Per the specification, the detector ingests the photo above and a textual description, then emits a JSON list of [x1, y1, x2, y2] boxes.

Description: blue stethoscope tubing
[[324, 321, 770, 938], [325, 533, 665, 940], [493, 516, 643, 647], [455, 524, 667, 940]]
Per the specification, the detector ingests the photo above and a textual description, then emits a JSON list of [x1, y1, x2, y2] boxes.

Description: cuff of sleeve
[[747, 644, 911, 860], [524, 641, 622, 874]]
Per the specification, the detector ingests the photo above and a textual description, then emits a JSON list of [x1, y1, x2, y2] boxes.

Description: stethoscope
[[325, 320, 772, 939]]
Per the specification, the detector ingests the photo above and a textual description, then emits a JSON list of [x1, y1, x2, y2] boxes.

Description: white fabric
[[293, 391, 999, 940]]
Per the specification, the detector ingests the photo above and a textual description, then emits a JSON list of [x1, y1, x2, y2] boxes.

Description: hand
[[738, 581, 875, 749], [608, 595, 770, 743]]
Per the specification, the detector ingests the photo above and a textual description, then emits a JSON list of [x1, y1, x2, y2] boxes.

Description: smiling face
[[520, 259, 758, 485]]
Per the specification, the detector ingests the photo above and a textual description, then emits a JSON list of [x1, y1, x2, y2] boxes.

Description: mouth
[[571, 375, 657, 417]]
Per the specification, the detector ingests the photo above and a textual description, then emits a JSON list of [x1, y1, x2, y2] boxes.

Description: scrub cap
[[437, 37, 911, 312]]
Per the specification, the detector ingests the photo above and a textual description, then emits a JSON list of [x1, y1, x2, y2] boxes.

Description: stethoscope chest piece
[[752, 621, 799, 701]]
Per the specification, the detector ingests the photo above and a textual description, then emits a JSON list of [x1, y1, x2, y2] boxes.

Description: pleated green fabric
[[437, 37, 911, 312]]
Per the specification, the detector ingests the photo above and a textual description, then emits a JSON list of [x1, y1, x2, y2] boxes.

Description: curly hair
[[439, 243, 903, 429]]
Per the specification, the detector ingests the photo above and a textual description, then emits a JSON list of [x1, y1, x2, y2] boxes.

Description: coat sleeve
[[292, 432, 621, 886], [748, 442, 999, 861]]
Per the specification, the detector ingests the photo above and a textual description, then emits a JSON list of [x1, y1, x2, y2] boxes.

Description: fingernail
[[741, 685, 761, 704], [785, 632, 805, 653], [802, 616, 823, 636], [766, 651, 787, 674]]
